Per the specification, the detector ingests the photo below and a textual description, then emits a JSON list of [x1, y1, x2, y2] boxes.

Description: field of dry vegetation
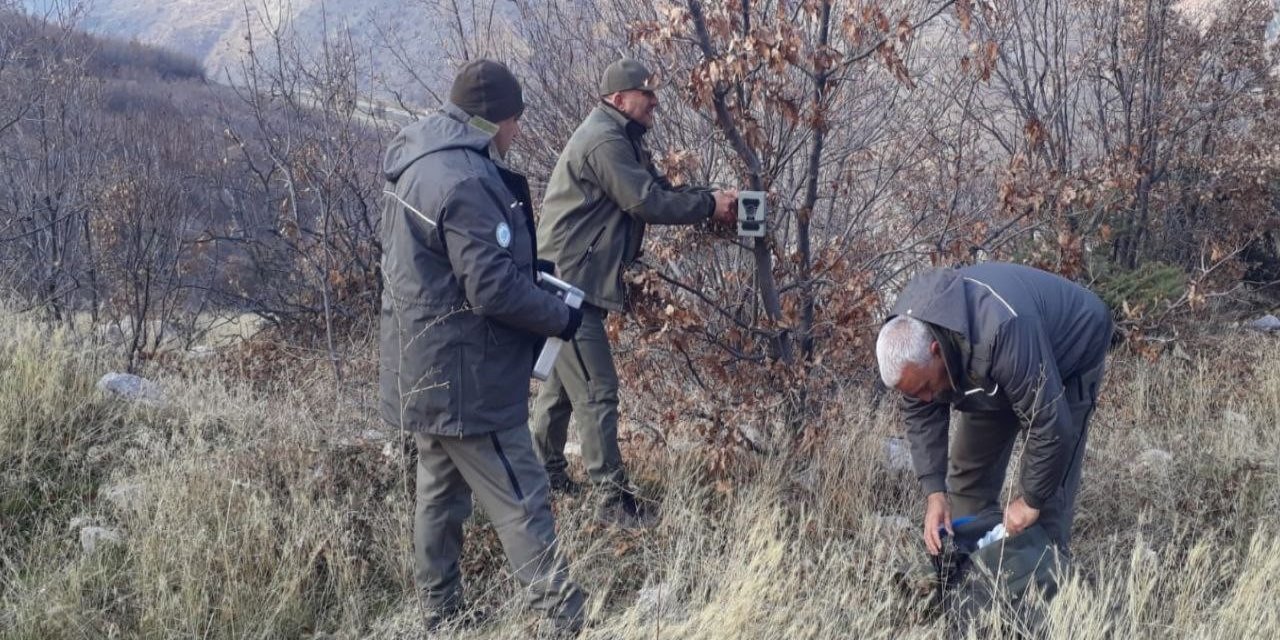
[[0, 308, 1276, 639]]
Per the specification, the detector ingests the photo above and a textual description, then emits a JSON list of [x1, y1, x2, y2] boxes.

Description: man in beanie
[[380, 59, 586, 634], [531, 58, 738, 526]]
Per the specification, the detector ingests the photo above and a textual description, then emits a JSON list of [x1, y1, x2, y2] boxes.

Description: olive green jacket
[[537, 105, 715, 311]]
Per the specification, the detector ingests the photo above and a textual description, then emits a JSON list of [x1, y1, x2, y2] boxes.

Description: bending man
[[876, 262, 1112, 556]]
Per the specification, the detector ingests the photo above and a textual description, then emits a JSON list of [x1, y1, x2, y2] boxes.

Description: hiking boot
[[532, 607, 585, 639], [423, 605, 488, 633], [546, 467, 582, 496], [594, 488, 654, 528]]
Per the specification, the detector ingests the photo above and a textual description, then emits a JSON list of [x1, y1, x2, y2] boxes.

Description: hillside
[[0, 7, 388, 363], [17, 0, 520, 100]]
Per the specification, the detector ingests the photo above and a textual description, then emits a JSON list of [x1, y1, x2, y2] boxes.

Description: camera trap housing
[[737, 190, 767, 238]]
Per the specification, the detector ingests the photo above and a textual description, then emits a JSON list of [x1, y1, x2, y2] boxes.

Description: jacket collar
[[922, 321, 1001, 403], [441, 101, 516, 166], [598, 102, 649, 141], [442, 102, 478, 127], [926, 324, 965, 398]]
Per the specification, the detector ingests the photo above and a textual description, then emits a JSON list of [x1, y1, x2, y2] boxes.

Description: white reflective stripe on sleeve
[[963, 277, 1018, 318], [383, 189, 437, 228]]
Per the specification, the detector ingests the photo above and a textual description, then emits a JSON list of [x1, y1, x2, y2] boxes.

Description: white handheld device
[[533, 272, 584, 381]]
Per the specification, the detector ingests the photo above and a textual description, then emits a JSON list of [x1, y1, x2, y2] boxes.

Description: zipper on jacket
[[578, 226, 607, 268]]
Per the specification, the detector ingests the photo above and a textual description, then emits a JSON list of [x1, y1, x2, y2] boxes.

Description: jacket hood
[[888, 268, 972, 339], [888, 267, 975, 397], [384, 103, 495, 182]]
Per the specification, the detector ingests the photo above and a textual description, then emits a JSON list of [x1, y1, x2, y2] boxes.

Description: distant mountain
[[24, 0, 255, 74], [17, 0, 512, 100]]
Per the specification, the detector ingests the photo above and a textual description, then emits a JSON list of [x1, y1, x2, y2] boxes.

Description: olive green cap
[[599, 58, 662, 96]]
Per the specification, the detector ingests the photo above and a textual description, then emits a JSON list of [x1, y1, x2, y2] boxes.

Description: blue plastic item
[[938, 515, 977, 537]]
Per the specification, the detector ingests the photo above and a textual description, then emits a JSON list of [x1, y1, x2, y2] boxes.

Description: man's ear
[[929, 340, 941, 357]]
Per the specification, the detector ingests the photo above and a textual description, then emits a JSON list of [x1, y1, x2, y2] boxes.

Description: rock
[[883, 436, 913, 472], [380, 441, 398, 461], [234, 314, 269, 341], [310, 462, 332, 485], [1135, 542, 1158, 566], [633, 581, 678, 620], [795, 466, 820, 493], [665, 438, 700, 454], [101, 481, 146, 514], [563, 441, 582, 458], [871, 514, 912, 533], [1223, 410, 1249, 428], [68, 516, 95, 531], [97, 373, 164, 406], [80, 526, 123, 553], [185, 344, 218, 360], [359, 429, 389, 443], [1137, 448, 1173, 474], [336, 429, 395, 450], [86, 445, 111, 465], [1248, 314, 1280, 333], [737, 423, 770, 452]]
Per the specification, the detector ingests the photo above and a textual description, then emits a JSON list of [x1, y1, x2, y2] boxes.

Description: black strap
[[489, 432, 525, 501]]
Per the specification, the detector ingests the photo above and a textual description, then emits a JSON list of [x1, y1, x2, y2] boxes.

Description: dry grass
[[0, 309, 1276, 639]]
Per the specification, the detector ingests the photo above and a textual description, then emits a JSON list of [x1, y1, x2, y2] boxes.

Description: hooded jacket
[[887, 263, 1112, 509], [379, 103, 571, 436], [537, 104, 715, 312]]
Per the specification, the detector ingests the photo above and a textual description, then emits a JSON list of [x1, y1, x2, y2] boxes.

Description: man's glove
[[536, 259, 557, 275], [558, 306, 583, 341]]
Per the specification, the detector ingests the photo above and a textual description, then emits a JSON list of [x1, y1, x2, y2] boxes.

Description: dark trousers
[[530, 304, 627, 491], [947, 362, 1106, 553], [413, 428, 585, 624]]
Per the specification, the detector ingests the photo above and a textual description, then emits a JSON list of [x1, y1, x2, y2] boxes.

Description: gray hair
[[876, 315, 934, 387]]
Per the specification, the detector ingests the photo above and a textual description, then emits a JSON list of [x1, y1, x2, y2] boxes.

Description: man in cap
[[530, 58, 739, 525], [380, 59, 586, 634], [875, 262, 1113, 558]]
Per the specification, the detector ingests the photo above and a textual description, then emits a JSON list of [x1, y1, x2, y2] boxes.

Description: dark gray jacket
[[537, 105, 715, 312], [887, 263, 1112, 509], [379, 103, 572, 436]]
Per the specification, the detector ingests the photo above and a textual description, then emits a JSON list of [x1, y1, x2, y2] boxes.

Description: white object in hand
[[533, 272, 584, 381], [737, 191, 767, 238], [977, 523, 1007, 549]]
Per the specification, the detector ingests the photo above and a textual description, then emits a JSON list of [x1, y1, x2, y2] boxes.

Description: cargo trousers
[[530, 305, 628, 493], [946, 361, 1107, 554], [413, 427, 585, 626]]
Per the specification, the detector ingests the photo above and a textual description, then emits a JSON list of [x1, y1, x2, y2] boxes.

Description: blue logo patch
[[496, 222, 512, 248]]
